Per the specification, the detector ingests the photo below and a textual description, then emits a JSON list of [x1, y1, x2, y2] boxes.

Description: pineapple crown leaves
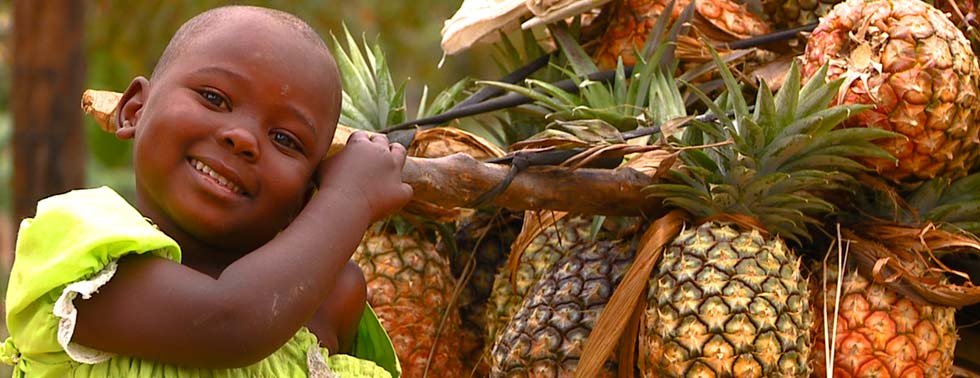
[[476, 45, 686, 135], [475, 5, 690, 133], [329, 24, 473, 133], [329, 24, 407, 132], [904, 173, 980, 234], [645, 48, 900, 245]]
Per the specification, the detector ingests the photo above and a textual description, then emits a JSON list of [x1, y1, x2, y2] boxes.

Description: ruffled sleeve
[[3, 187, 181, 367]]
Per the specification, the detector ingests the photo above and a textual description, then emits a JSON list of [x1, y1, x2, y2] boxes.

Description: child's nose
[[220, 127, 260, 161]]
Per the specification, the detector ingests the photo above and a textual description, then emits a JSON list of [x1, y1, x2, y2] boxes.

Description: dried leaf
[[409, 127, 505, 159], [441, 0, 528, 55], [81, 90, 122, 133], [508, 210, 569, 285], [844, 224, 980, 307], [575, 209, 686, 378]]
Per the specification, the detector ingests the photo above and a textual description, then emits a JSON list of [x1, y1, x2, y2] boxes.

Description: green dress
[[1, 187, 401, 378]]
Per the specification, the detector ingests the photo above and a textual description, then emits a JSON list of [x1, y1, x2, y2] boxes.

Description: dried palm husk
[[843, 223, 980, 307], [506, 209, 569, 285], [81, 90, 121, 133], [575, 209, 686, 378], [441, 0, 528, 55], [409, 127, 505, 160], [523, 0, 614, 29]]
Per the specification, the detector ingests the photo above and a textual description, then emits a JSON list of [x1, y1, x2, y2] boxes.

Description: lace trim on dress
[[307, 344, 338, 378], [52, 261, 119, 364]]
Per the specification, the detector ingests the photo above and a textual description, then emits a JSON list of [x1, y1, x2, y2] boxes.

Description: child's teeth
[[192, 159, 242, 194]]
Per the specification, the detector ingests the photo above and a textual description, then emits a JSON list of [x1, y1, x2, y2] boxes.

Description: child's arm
[[72, 132, 411, 368]]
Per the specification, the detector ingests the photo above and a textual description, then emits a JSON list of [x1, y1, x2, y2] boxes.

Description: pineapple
[[642, 58, 899, 376], [355, 231, 466, 376], [441, 208, 524, 375], [761, 0, 843, 29], [801, 0, 980, 186], [811, 264, 957, 377], [485, 216, 599, 347], [489, 239, 636, 377], [647, 223, 813, 377], [591, 0, 771, 69], [329, 27, 472, 377], [926, 0, 980, 56], [810, 172, 980, 377]]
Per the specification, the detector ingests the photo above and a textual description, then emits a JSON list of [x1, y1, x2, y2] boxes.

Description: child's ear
[[114, 77, 150, 140]]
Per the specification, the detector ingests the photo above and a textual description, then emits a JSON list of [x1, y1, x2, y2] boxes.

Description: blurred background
[[0, 2, 498, 372]]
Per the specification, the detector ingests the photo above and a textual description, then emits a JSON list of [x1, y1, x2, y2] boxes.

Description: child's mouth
[[189, 158, 245, 195]]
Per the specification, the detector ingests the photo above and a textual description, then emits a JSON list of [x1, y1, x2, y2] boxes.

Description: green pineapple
[[482, 32, 691, 376], [642, 58, 899, 376], [490, 239, 637, 377], [485, 216, 599, 348]]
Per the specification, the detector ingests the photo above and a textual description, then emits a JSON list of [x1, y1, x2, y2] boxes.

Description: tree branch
[[82, 90, 665, 217]]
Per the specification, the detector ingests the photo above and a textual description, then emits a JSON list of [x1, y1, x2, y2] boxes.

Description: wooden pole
[[11, 0, 86, 221]]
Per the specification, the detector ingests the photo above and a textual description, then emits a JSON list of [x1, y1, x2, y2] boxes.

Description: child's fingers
[[390, 142, 407, 167], [347, 130, 376, 144], [367, 132, 389, 144], [400, 182, 414, 201]]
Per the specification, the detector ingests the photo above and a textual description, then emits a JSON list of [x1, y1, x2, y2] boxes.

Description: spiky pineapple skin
[[485, 217, 596, 346], [591, 0, 769, 69], [354, 232, 466, 377], [762, 0, 843, 29], [643, 222, 812, 377], [801, 0, 980, 185], [490, 240, 635, 378], [811, 269, 957, 378]]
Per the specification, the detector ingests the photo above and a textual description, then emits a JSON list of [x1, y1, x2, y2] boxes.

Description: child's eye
[[271, 131, 302, 152], [198, 90, 229, 110]]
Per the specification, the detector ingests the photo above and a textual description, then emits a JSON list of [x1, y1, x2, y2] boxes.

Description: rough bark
[[405, 154, 664, 216], [12, 0, 86, 221]]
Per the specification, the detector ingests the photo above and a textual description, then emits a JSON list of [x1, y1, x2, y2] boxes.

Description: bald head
[[152, 6, 330, 79]]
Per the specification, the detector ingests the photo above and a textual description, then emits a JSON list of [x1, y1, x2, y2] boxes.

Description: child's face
[[123, 15, 340, 252]]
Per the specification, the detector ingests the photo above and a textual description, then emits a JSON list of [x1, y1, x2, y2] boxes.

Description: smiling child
[[2, 5, 410, 378]]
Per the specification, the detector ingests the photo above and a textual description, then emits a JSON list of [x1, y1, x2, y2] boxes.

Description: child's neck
[[136, 197, 242, 279]]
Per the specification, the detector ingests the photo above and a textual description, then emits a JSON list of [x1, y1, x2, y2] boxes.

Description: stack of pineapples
[[332, 0, 980, 374]]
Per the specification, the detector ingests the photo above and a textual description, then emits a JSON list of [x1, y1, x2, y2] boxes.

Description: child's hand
[[316, 131, 413, 222]]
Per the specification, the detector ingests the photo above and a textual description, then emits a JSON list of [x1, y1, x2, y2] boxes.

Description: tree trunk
[[12, 0, 86, 221]]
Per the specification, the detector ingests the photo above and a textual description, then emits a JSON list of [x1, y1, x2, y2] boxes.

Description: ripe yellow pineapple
[[801, 0, 980, 186], [642, 60, 898, 376]]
